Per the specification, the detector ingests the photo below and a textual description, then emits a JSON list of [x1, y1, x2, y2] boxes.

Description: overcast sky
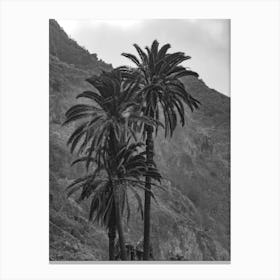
[[58, 19, 230, 96]]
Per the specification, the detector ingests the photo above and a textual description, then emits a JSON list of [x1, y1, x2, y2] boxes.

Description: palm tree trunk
[[143, 125, 154, 260], [108, 203, 116, 260], [108, 128, 127, 260], [113, 186, 127, 260]]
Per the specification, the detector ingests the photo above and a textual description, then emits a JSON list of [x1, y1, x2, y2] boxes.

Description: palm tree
[[120, 40, 200, 259], [66, 140, 161, 260], [64, 69, 161, 260]]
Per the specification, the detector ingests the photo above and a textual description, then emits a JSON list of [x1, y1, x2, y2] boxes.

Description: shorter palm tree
[[64, 69, 162, 260]]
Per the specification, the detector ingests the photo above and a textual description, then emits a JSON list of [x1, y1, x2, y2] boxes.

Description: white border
[[0, 0, 279, 279]]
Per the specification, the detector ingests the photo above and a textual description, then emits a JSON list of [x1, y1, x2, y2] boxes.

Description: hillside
[[49, 20, 230, 261], [49, 19, 112, 72]]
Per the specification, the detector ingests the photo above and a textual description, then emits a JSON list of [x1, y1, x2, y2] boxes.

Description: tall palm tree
[[64, 69, 161, 260], [120, 40, 200, 259]]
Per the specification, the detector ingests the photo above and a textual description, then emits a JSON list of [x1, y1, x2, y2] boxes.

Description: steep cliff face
[[49, 20, 230, 261], [154, 77, 230, 257]]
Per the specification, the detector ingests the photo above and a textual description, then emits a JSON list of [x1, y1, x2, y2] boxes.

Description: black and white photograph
[[49, 19, 230, 262], [1, 0, 280, 279]]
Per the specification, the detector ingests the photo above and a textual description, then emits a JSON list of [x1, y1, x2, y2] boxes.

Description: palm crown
[[64, 69, 159, 168], [120, 40, 200, 137]]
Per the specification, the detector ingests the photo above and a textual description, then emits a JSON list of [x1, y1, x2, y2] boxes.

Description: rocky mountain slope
[[49, 19, 230, 261]]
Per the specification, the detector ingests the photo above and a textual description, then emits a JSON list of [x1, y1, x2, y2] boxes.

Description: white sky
[[58, 19, 230, 96]]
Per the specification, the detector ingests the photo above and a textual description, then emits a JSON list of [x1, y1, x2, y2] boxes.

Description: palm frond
[[121, 53, 140, 66]]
